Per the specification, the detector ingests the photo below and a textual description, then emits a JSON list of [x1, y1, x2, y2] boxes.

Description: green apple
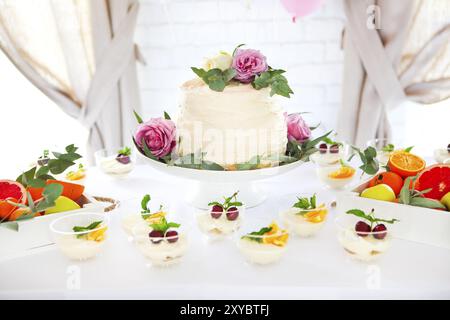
[[440, 192, 450, 211], [45, 196, 80, 214], [360, 184, 396, 202]]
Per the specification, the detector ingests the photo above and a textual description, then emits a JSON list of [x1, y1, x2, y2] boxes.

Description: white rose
[[203, 51, 232, 71]]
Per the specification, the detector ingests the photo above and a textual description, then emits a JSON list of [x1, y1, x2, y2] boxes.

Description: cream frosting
[[176, 80, 288, 166]]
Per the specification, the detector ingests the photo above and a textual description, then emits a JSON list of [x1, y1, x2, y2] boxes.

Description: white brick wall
[[135, 0, 345, 131]]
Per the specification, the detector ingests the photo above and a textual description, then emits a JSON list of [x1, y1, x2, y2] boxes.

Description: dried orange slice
[[388, 151, 426, 178]]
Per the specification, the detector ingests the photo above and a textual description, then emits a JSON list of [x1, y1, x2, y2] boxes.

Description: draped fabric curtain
[[338, 0, 450, 147], [0, 0, 142, 160]]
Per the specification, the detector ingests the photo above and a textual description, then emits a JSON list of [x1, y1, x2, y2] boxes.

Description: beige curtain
[[0, 0, 142, 159], [338, 0, 450, 146]]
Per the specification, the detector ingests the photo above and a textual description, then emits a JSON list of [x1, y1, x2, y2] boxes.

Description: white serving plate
[[0, 195, 106, 261], [140, 153, 306, 208], [337, 179, 450, 249]]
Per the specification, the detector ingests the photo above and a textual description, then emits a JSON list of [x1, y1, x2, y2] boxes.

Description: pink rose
[[232, 49, 268, 83], [285, 113, 311, 142], [134, 118, 176, 158]]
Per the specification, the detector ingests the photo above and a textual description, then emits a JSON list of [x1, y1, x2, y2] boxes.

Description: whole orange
[[369, 171, 404, 196]]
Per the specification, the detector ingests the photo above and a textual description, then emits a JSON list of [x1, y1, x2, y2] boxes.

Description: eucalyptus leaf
[[0, 221, 19, 232], [410, 197, 446, 210], [133, 110, 144, 124]]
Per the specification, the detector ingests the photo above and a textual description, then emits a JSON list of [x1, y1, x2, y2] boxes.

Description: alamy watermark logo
[[367, 5, 381, 30], [66, 265, 81, 290]]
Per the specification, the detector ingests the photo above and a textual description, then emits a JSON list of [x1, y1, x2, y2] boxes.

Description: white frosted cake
[[134, 45, 312, 171], [176, 78, 287, 167]]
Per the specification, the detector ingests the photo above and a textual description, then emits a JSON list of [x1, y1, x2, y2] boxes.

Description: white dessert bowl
[[236, 223, 289, 265], [278, 194, 329, 237], [95, 147, 136, 177], [335, 214, 392, 262], [132, 217, 189, 267], [50, 212, 109, 261], [196, 206, 245, 240]]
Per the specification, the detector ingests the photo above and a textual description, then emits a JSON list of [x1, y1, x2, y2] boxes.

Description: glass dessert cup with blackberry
[[95, 146, 136, 177]]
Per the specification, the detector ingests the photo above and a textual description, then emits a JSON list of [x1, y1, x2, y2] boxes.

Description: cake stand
[[139, 153, 305, 209]]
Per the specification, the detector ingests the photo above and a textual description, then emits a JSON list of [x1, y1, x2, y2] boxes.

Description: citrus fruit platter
[[337, 149, 450, 249], [0, 145, 116, 259]]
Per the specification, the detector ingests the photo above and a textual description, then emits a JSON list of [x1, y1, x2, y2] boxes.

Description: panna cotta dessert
[[337, 208, 398, 261], [197, 191, 244, 238], [237, 222, 288, 265], [50, 213, 108, 260], [132, 203, 188, 267], [279, 194, 328, 237], [434, 144, 450, 164], [121, 194, 167, 235], [315, 160, 356, 189], [95, 146, 135, 176]]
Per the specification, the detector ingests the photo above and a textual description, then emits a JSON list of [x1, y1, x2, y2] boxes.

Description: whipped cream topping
[[176, 81, 288, 166], [56, 234, 105, 260], [338, 229, 390, 261], [136, 235, 188, 267], [279, 208, 325, 237]]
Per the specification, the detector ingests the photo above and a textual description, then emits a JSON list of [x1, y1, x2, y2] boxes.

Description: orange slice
[[328, 166, 355, 179], [304, 206, 328, 223], [388, 151, 426, 178]]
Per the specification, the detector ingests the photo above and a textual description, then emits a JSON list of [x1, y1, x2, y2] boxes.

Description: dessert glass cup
[[335, 215, 392, 262], [278, 194, 329, 237], [196, 206, 245, 241], [95, 147, 136, 177], [314, 162, 356, 190], [50, 212, 109, 261], [121, 197, 172, 237], [236, 227, 288, 265], [132, 220, 189, 267]]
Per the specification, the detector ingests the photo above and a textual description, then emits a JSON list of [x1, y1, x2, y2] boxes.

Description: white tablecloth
[[1, 163, 449, 299]]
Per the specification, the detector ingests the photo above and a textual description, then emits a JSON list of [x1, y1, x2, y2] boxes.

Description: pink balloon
[[281, 0, 324, 22]]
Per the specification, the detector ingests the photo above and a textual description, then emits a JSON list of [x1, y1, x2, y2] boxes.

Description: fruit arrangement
[[208, 191, 243, 221], [0, 144, 87, 229], [357, 149, 449, 211], [242, 222, 289, 246], [347, 208, 399, 240]]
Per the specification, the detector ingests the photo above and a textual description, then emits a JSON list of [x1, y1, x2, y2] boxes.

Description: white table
[[1, 163, 449, 299]]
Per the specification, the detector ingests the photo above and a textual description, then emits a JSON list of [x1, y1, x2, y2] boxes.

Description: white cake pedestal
[[139, 154, 305, 209]]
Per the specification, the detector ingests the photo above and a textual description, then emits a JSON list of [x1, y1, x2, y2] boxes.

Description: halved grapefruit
[[0, 180, 26, 221], [415, 164, 450, 200]]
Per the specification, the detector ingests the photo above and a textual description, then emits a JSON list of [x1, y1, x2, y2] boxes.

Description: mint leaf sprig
[[293, 194, 317, 215], [16, 144, 82, 188], [242, 226, 272, 243], [150, 217, 180, 234], [208, 191, 243, 210], [73, 221, 103, 238], [252, 68, 294, 98], [140, 194, 165, 219], [348, 146, 379, 176], [398, 176, 446, 210], [346, 208, 399, 229], [381, 144, 414, 153], [191, 67, 237, 92], [117, 147, 131, 156]]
